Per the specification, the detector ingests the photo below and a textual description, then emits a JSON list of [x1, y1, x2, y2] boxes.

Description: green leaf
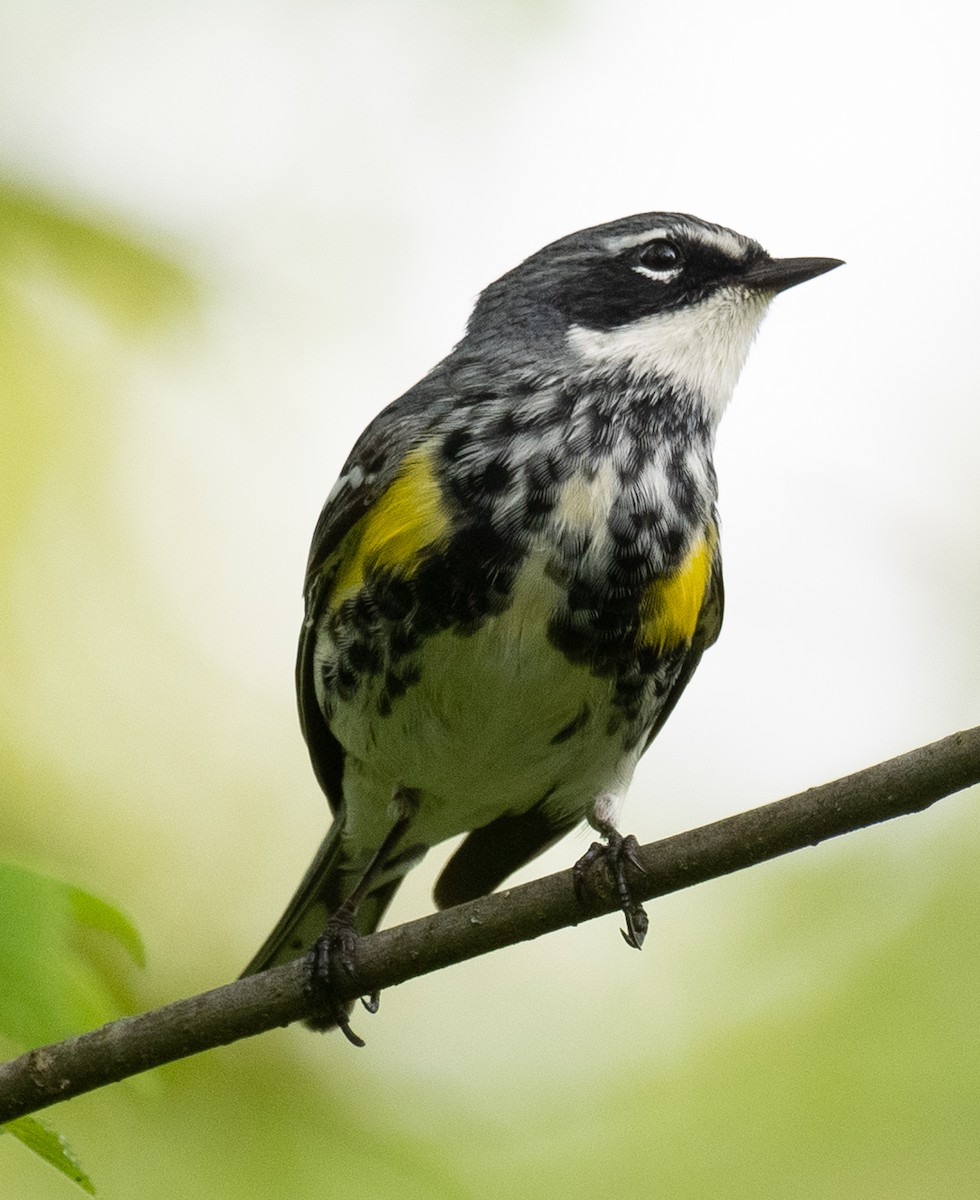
[[0, 862, 144, 1048], [68, 886, 146, 970], [1, 1116, 96, 1194]]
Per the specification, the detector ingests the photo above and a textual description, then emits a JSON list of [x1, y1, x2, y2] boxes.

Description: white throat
[[566, 285, 773, 425]]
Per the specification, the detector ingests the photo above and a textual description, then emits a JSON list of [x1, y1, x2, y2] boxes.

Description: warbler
[[243, 212, 841, 1039]]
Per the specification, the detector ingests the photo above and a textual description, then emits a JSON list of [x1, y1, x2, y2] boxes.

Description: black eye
[[637, 239, 683, 273]]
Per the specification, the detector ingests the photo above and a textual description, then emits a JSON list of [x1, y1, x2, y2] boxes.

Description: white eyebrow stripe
[[603, 225, 751, 261], [603, 228, 671, 252], [701, 228, 753, 259]]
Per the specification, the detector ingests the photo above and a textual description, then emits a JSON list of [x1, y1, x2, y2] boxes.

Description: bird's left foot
[[573, 821, 649, 950], [306, 910, 379, 1046]]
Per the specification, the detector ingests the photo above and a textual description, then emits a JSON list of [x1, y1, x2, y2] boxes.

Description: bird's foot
[[306, 910, 379, 1046], [573, 824, 649, 950], [305, 787, 420, 1043]]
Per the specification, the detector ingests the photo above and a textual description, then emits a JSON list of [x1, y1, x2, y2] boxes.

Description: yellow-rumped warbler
[[243, 212, 841, 1040]]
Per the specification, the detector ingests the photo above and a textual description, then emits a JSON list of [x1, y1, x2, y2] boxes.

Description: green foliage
[[0, 862, 144, 1049], [0, 177, 191, 1199], [0, 861, 143, 1194], [1, 1120, 95, 1196]]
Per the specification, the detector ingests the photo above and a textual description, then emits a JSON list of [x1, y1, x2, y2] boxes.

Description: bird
[[242, 211, 842, 1041]]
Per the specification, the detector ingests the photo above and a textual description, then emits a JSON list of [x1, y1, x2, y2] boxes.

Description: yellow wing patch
[[639, 527, 716, 654], [328, 444, 450, 607]]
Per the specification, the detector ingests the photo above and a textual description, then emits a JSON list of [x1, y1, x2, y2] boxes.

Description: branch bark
[[1, 725, 978, 1124]]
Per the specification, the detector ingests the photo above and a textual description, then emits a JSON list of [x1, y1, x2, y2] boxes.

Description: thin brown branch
[[1, 725, 978, 1124]]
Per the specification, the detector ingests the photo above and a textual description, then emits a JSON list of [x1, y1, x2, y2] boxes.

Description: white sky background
[[1, 0, 977, 1083]]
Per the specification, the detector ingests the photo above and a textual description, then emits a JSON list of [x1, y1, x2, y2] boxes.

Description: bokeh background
[[2, 1, 978, 1196]]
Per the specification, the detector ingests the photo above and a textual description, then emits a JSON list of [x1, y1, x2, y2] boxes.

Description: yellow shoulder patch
[[639, 527, 716, 654], [328, 444, 450, 606]]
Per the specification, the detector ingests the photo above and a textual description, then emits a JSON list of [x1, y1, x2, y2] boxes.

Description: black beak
[[739, 255, 844, 294]]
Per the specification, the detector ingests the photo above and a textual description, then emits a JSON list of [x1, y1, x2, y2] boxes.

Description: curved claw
[[337, 1017, 366, 1048], [620, 902, 649, 950]]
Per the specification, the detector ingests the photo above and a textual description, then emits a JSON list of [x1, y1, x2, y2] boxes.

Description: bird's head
[[466, 212, 842, 423]]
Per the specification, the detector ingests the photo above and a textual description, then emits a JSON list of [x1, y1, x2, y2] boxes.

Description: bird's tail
[[240, 818, 402, 977]]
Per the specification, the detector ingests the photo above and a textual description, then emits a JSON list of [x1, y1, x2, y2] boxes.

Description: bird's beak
[[739, 256, 844, 294]]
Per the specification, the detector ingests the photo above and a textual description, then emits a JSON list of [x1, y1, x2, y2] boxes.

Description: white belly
[[327, 550, 642, 860]]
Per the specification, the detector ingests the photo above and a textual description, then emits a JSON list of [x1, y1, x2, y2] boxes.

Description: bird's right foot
[[573, 822, 649, 950]]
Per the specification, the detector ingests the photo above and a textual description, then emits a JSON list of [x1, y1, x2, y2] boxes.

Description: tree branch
[[2, 725, 978, 1124]]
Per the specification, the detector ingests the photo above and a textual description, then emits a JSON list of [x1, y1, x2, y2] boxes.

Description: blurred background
[[1, 1, 978, 1196]]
